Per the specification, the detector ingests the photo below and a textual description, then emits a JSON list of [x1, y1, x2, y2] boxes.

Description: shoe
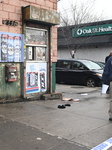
[[65, 104, 71, 107], [109, 118, 112, 121], [58, 105, 66, 109]]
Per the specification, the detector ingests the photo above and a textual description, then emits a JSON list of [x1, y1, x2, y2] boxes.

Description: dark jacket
[[105, 55, 111, 63], [102, 56, 112, 84]]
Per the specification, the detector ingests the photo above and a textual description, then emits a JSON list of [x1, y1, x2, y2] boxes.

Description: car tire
[[86, 78, 96, 87]]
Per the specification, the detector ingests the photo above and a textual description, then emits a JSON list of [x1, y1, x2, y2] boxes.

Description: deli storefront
[[22, 5, 60, 99]]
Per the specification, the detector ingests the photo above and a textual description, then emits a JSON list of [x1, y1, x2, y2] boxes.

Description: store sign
[[72, 24, 112, 37], [23, 5, 60, 25]]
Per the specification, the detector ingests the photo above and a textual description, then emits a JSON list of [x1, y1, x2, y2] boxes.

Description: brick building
[[0, 0, 60, 100]]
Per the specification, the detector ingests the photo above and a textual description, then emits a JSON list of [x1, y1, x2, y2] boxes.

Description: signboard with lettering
[[23, 5, 60, 25], [72, 24, 112, 37]]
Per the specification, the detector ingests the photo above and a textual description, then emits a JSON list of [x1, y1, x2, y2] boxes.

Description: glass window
[[81, 60, 102, 70], [35, 47, 46, 61], [72, 62, 85, 70], [57, 60, 71, 69], [26, 28, 47, 46], [26, 27, 48, 61], [26, 46, 47, 61]]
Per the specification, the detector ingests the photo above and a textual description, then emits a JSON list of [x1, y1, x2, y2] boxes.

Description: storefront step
[[41, 93, 62, 100]]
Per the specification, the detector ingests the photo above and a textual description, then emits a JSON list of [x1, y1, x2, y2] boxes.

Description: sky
[[58, 0, 112, 21]]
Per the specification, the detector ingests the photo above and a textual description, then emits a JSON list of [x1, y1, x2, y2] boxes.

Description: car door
[[56, 60, 72, 83], [68, 61, 88, 84]]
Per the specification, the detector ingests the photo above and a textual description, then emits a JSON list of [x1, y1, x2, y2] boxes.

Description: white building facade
[[58, 20, 112, 62]]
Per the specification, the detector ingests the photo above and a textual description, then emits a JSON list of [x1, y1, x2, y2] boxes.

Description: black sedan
[[56, 59, 103, 87]]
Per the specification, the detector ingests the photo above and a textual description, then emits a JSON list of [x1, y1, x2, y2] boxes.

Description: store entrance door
[[25, 27, 48, 95]]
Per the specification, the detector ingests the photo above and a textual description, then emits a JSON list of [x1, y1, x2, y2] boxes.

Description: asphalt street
[[0, 84, 111, 150]]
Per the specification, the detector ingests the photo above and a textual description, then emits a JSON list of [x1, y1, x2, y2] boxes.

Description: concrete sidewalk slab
[[0, 116, 89, 150], [0, 84, 111, 149]]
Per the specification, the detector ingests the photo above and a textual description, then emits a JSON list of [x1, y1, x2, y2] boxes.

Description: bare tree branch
[[58, 0, 105, 58]]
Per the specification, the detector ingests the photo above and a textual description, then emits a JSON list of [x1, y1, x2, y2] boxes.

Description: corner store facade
[[0, 0, 59, 100]]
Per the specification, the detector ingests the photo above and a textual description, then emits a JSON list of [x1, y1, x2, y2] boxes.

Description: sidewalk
[[0, 84, 111, 150]]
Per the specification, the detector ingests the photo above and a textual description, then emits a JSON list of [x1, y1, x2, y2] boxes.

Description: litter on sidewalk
[[62, 98, 80, 102], [81, 93, 88, 96], [57, 104, 71, 109]]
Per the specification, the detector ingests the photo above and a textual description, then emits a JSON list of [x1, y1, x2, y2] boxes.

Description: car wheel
[[86, 78, 96, 87]]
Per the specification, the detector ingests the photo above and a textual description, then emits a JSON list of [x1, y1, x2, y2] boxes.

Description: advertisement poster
[[26, 62, 47, 94], [36, 47, 46, 61], [0, 31, 24, 62]]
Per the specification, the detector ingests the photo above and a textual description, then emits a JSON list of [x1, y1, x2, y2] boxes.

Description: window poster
[[0, 32, 24, 62], [36, 47, 46, 61], [26, 62, 47, 94]]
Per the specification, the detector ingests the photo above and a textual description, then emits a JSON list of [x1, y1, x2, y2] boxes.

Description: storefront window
[[26, 46, 47, 61], [26, 27, 48, 61]]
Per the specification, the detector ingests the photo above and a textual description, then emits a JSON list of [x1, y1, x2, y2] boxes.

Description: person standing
[[102, 56, 112, 121], [105, 51, 112, 63], [105, 52, 112, 94]]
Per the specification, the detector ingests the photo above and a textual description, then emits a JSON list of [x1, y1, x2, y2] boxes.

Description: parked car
[[56, 59, 103, 87], [95, 61, 105, 69]]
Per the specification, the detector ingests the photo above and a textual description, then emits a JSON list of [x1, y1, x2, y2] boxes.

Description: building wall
[[0, 0, 58, 62], [58, 45, 112, 62], [0, 0, 58, 99], [0, 63, 21, 99]]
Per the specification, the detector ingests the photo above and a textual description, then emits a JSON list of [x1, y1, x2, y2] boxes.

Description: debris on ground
[[57, 104, 71, 109], [81, 93, 88, 96], [65, 104, 71, 106], [58, 105, 66, 109], [62, 98, 80, 102], [62, 98, 72, 101]]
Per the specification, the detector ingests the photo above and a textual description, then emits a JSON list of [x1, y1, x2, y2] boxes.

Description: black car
[[56, 59, 103, 87], [95, 61, 105, 69]]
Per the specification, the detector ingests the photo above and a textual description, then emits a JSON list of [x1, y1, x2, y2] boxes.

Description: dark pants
[[109, 82, 112, 118]]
